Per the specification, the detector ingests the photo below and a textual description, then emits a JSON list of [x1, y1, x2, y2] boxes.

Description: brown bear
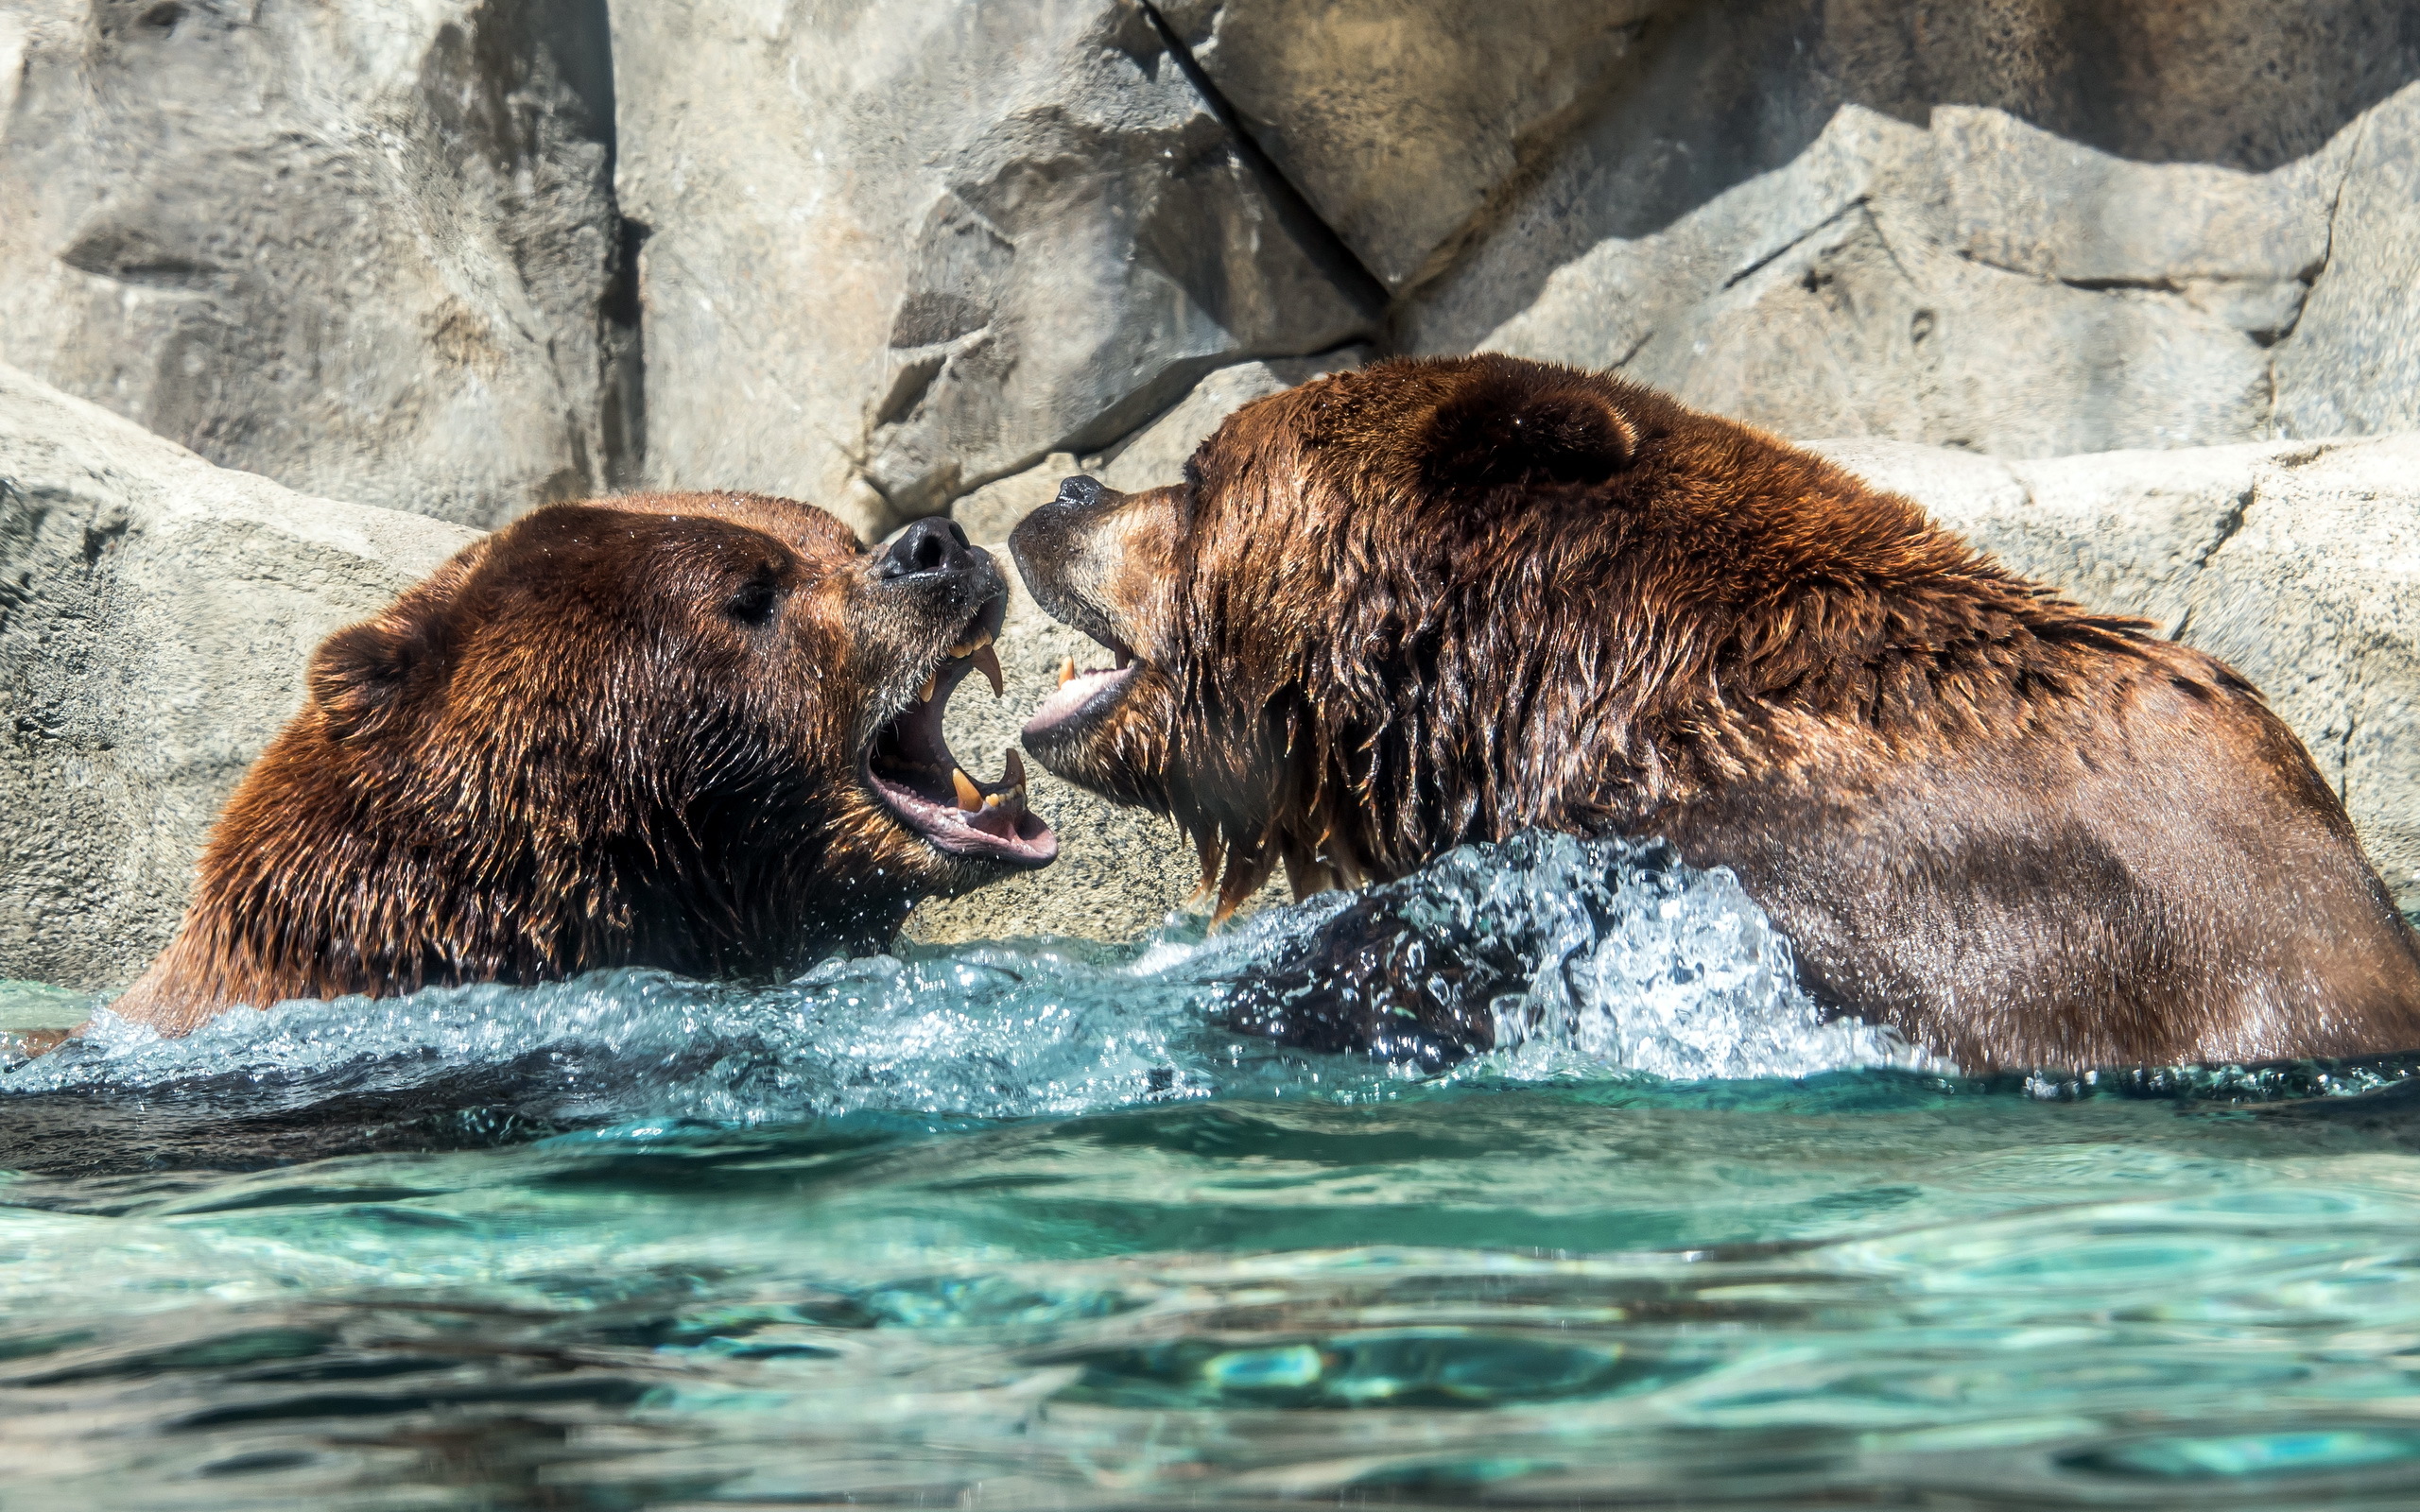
[[1010, 354, 2420, 1072], [110, 493, 1054, 1038]]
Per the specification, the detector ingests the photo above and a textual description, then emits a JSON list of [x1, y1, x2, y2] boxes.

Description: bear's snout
[[880, 516, 981, 581]]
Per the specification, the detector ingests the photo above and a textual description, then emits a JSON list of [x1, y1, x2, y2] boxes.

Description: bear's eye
[[725, 575, 780, 625]]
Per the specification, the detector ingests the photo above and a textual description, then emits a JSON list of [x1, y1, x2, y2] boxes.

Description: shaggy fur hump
[[1417, 360, 1634, 490]]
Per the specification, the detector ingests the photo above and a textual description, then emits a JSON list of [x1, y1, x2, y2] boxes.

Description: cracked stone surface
[[0, 0, 632, 528], [0, 363, 479, 991], [613, 0, 1369, 540], [1814, 435, 2420, 914], [1153, 0, 1671, 293], [2274, 84, 2420, 438], [1397, 0, 2420, 458], [1460, 103, 2364, 456]]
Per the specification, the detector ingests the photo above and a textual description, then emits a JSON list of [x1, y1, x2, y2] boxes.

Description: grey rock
[[945, 347, 1366, 542], [1156, 0, 1668, 291], [1398, 0, 2420, 457], [1811, 435, 2420, 914], [1467, 102, 2351, 456], [2274, 83, 2420, 438], [614, 0, 1370, 541], [1093, 349, 1364, 491], [0, 0, 631, 528], [0, 364, 480, 991]]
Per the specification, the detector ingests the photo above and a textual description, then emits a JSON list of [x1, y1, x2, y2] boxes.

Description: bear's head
[[177, 491, 1053, 1013], [1010, 353, 1925, 915]]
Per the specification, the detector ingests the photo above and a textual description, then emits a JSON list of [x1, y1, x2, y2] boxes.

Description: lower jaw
[[862, 778, 1058, 870], [1021, 666, 1135, 747]]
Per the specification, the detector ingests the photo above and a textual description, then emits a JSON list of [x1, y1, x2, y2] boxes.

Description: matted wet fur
[[1011, 354, 2420, 1071], [112, 494, 1051, 1038]]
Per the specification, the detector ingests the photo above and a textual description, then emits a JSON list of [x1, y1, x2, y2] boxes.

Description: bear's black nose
[[1053, 475, 1103, 510], [880, 516, 977, 579]]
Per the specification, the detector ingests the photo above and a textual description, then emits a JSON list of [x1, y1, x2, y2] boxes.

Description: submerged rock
[[0, 0, 633, 527], [0, 364, 477, 991]]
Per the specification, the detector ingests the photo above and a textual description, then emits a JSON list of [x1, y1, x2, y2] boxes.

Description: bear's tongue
[[864, 656, 1057, 867]]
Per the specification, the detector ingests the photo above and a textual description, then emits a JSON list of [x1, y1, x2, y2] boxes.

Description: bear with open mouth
[[110, 493, 1054, 1038], [1010, 354, 2420, 1073]]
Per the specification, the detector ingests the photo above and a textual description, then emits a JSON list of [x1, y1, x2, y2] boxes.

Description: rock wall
[[612, 0, 1374, 540], [3, 0, 2418, 971], [1396, 0, 2420, 460], [0, 0, 635, 528], [0, 364, 477, 990], [4, 0, 2416, 524]]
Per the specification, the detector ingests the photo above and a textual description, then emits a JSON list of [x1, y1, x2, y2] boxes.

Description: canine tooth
[[1002, 747, 1027, 793], [952, 767, 983, 812], [972, 642, 1004, 696], [1115, 647, 1132, 670], [1057, 655, 1077, 686], [919, 672, 937, 703]]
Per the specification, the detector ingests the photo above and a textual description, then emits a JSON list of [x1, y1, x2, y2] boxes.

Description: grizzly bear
[[1011, 354, 2420, 1072], [110, 494, 1053, 1038]]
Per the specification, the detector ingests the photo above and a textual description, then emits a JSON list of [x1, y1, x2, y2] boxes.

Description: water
[[6, 834, 2420, 1509]]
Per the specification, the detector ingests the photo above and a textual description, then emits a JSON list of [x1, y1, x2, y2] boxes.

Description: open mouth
[[862, 596, 1058, 868], [1023, 630, 1140, 742]]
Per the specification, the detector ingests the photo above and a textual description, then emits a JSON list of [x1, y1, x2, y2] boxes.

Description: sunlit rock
[[0, 364, 478, 990], [613, 0, 1371, 540], [0, 0, 632, 527], [1398, 0, 2420, 458]]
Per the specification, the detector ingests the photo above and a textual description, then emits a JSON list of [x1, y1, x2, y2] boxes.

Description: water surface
[[6, 835, 2419, 1509]]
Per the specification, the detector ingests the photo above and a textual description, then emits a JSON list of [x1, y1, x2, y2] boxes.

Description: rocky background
[[4, 0, 2418, 990]]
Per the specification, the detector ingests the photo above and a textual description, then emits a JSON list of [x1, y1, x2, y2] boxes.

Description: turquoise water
[[6, 835, 2420, 1509]]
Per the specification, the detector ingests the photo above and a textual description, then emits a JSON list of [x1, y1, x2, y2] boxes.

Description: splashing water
[[4, 833, 1932, 1128], [9, 835, 2420, 1512]]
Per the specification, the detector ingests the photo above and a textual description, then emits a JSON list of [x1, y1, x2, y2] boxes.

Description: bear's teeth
[[952, 767, 984, 812], [971, 643, 1004, 696], [919, 672, 938, 703], [1115, 647, 1132, 670], [947, 627, 994, 658], [1057, 655, 1077, 686], [1001, 747, 1026, 794]]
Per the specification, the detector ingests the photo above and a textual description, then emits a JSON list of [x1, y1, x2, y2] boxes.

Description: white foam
[[3, 833, 1934, 1122]]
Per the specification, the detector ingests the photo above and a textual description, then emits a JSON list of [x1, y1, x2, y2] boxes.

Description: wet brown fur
[[1012, 355, 2420, 1071], [114, 491, 1012, 1037]]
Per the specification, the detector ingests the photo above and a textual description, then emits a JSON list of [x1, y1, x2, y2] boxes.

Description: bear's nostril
[[881, 516, 974, 579]]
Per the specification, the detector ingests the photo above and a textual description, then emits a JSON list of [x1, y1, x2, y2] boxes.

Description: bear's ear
[[307, 612, 439, 741], [1418, 367, 1634, 491]]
